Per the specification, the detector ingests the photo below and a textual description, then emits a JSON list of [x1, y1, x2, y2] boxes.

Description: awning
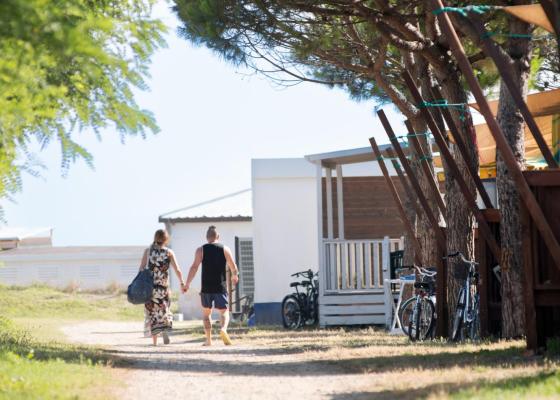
[[436, 89, 560, 179]]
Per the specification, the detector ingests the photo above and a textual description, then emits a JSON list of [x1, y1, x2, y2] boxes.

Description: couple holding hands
[[141, 226, 239, 346]]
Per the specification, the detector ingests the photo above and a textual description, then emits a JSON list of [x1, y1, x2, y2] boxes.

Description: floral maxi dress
[[144, 245, 173, 335]]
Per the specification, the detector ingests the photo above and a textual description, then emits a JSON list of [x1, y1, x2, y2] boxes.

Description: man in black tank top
[[183, 225, 239, 346]]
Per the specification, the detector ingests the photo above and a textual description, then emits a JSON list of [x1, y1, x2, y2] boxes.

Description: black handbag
[[127, 251, 153, 304]]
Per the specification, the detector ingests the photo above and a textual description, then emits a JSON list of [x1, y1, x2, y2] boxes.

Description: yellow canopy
[[503, 4, 554, 33], [435, 89, 560, 180]]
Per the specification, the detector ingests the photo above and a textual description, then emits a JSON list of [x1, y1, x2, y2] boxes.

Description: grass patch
[[451, 369, 560, 399], [0, 317, 116, 399], [0, 284, 143, 321]]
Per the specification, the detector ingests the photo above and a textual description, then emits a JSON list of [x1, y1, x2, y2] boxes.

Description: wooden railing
[[322, 237, 403, 293]]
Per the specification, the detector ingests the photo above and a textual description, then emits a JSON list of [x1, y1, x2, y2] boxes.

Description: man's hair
[[206, 225, 218, 240]]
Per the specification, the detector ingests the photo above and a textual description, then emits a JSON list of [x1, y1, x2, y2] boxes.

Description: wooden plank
[[356, 242, 364, 289], [320, 293, 386, 304], [365, 242, 372, 288], [524, 170, 560, 186], [404, 120, 448, 219], [435, 0, 560, 271], [336, 164, 345, 239], [320, 314, 385, 326], [377, 111, 447, 254], [326, 168, 334, 239], [521, 200, 538, 351], [329, 243, 337, 291], [320, 304, 385, 315], [341, 242, 348, 289], [402, 71, 502, 262], [430, 86, 494, 209], [350, 242, 356, 289]]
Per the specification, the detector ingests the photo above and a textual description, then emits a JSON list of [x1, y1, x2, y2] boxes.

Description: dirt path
[[62, 321, 383, 400]]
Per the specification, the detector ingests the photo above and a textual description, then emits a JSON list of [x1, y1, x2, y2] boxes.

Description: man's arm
[[183, 247, 203, 292], [223, 246, 239, 285]]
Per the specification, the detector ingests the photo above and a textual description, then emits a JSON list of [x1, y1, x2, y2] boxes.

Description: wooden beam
[[386, 146, 449, 338], [385, 148, 425, 226], [402, 71, 502, 263], [336, 164, 345, 240], [435, 0, 560, 270], [469, 14, 558, 169], [377, 110, 447, 255], [369, 138, 423, 266], [325, 167, 334, 239], [403, 120, 447, 220], [430, 86, 495, 209]]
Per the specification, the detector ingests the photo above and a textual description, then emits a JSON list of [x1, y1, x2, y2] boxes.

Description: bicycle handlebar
[[290, 269, 316, 278], [443, 251, 479, 266]]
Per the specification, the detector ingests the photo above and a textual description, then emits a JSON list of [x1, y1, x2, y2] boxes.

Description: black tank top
[[201, 243, 227, 293]]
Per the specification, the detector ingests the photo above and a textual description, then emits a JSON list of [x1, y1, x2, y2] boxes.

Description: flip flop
[[219, 330, 232, 346]]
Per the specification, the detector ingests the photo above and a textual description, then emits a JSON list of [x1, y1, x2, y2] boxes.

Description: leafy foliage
[[0, 0, 166, 203]]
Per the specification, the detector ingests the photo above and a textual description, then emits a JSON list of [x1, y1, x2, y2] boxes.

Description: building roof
[[159, 189, 252, 223], [0, 227, 52, 241], [305, 143, 410, 167], [0, 245, 145, 262]]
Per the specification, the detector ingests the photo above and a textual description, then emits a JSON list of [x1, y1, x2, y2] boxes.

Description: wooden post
[[369, 137, 423, 265], [430, 86, 494, 209], [385, 148, 425, 225], [435, 0, 560, 270], [378, 110, 447, 254], [469, 14, 557, 169], [336, 164, 345, 240], [325, 167, 334, 239], [403, 120, 447, 219], [402, 71, 502, 263]]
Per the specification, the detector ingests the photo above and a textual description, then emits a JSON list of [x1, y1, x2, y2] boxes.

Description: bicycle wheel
[[417, 297, 436, 340], [468, 293, 480, 341], [398, 297, 416, 337], [409, 299, 422, 341], [281, 295, 302, 329], [451, 288, 466, 341], [306, 292, 319, 326]]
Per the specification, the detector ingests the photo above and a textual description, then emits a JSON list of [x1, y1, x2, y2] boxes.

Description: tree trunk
[[439, 76, 478, 335], [496, 16, 532, 339]]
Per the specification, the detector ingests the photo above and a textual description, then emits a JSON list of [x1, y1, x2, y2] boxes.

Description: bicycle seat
[[290, 282, 300, 288]]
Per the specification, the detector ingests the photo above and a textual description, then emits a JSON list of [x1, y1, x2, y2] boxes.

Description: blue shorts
[[200, 293, 228, 310]]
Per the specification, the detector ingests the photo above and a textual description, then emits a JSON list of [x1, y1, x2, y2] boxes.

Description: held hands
[[180, 281, 189, 294]]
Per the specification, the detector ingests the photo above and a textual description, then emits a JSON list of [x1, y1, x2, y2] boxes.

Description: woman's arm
[[139, 249, 148, 272]]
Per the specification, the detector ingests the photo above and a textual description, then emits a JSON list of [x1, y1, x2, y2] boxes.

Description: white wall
[[252, 158, 319, 305], [0, 247, 144, 290], [165, 220, 252, 318]]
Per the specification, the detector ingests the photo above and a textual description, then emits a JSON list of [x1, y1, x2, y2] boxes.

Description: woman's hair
[[153, 229, 169, 246]]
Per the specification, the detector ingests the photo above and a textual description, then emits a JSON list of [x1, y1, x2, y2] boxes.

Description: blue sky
[[1, 2, 406, 246]]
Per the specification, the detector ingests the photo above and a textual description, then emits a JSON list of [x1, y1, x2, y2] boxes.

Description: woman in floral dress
[[140, 229, 185, 346]]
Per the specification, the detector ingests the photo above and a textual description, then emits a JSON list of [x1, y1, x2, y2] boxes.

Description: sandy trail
[[62, 321, 382, 400]]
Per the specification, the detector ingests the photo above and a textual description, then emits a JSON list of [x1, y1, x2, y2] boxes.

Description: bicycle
[[230, 294, 254, 324], [281, 269, 319, 329], [398, 265, 437, 341], [446, 251, 480, 342]]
